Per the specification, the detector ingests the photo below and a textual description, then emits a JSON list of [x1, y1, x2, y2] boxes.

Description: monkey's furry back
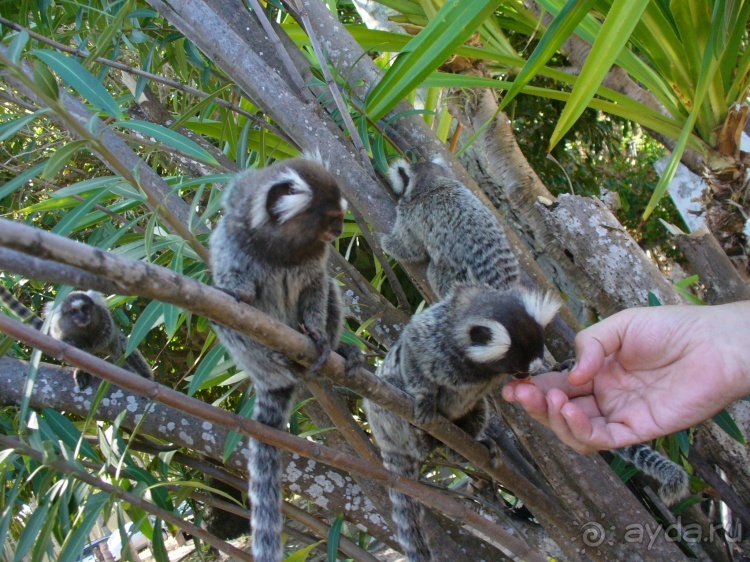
[[382, 159, 519, 297], [209, 157, 346, 562]]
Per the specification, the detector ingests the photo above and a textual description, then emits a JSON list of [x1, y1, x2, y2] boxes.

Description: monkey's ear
[[520, 291, 561, 328], [462, 319, 511, 363], [387, 159, 413, 196], [251, 169, 313, 228]]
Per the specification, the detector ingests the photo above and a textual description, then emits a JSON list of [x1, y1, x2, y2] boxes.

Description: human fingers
[[569, 308, 638, 386], [503, 380, 550, 425], [543, 389, 599, 453]]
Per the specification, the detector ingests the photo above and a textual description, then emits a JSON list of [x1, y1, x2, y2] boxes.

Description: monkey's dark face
[[61, 294, 95, 328], [456, 287, 559, 381], [243, 158, 347, 264]]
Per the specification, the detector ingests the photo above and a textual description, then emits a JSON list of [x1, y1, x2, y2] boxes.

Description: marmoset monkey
[[209, 156, 357, 562], [364, 283, 560, 562], [0, 285, 153, 389], [381, 158, 519, 297]]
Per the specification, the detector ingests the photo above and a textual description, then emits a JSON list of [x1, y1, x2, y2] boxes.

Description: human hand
[[503, 302, 750, 453]]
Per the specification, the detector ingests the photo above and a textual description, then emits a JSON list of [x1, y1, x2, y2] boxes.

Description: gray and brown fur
[[363, 284, 560, 562], [209, 157, 353, 562], [381, 158, 519, 298], [0, 286, 153, 389]]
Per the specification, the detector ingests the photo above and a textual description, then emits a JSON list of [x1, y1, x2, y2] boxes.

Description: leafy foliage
[[0, 0, 746, 560]]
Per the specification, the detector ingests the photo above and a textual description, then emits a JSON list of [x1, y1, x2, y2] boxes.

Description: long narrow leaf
[[113, 120, 219, 165], [643, 0, 727, 218], [498, 0, 597, 112], [366, 0, 502, 121], [31, 50, 122, 119], [548, 0, 651, 150]]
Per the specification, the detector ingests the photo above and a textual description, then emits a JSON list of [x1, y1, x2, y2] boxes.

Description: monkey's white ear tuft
[[271, 170, 313, 225], [429, 154, 446, 167], [84, 291, 109, 308], [302, 148, 329, 169], [340, 197, 348, 213], [387, 159, 412, 196], [520, 291, 560, 328], [463, 319, 511, 363], [251, 169, 313, 228]]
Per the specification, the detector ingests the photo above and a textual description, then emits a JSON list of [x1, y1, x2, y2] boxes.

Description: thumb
[[570, 308, 637, 385]]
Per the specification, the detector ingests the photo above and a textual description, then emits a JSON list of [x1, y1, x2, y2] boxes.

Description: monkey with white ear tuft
[[363, 283, 559, 562], [210, 157, 360, 562], [381, 158, 520, 298]]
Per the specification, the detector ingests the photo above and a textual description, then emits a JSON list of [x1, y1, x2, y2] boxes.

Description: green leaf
[[113, 120, 219, 165], [57, 492, 109, 562], [223, 395, 255, 462], [13, 500, 50, 562], [40, 408, 99, 461], [126, 299, 162, 357], [32, 50, 122, 119], [499, 0, 598, 112], [366, 0, 502, 121], [548, 0, 651, 150], [50, 175, 122, 198], [285, 541, 324, 562], [7, 30, 30, 65], [150, 519, 169, 562], [712, 409, 746, 445], [0, 161, 46, 200], [327, 514, 344, 561], [647, 292, 662, 307], [51, 188, 107, 237], [643, 0, 727, 219], [41, 139, 89, 181], [0, 107, 49, 141], [188, 342, 226, 396], [84, 0, 132, 66], [33, 60, 59, 102]]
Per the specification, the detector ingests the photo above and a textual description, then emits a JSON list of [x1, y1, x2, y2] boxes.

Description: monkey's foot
[[73, 369, 93, 390], [336, 343, 364, 373], [479, 436, 502, 468], [217, 286, 255, 306], [414, 395, 436, 425], [300, 324, 331, 372], [550, 358, 576, 372]]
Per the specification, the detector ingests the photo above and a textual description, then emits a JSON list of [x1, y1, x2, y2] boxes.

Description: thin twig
[[0, 434, 253, 560], [0, 16, 293, 146]]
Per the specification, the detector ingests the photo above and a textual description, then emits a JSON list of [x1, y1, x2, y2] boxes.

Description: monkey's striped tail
[[249, 438, 284, 562], [384, 452, 432, 562], [616, 444, 689, 504]]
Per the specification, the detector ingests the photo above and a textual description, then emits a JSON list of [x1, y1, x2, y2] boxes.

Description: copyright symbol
[[580, 521, 605, 547]]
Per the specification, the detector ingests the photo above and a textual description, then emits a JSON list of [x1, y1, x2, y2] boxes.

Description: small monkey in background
[[210, 156, 358, 562], [381, 158, 519, 298], [0, 285, 153, 389]]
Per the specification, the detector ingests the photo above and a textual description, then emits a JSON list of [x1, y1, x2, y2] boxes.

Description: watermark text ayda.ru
[[579, 517, 738, 549]]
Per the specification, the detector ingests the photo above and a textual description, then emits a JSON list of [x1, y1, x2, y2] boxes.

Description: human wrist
[[716, 300, 750, 400]]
